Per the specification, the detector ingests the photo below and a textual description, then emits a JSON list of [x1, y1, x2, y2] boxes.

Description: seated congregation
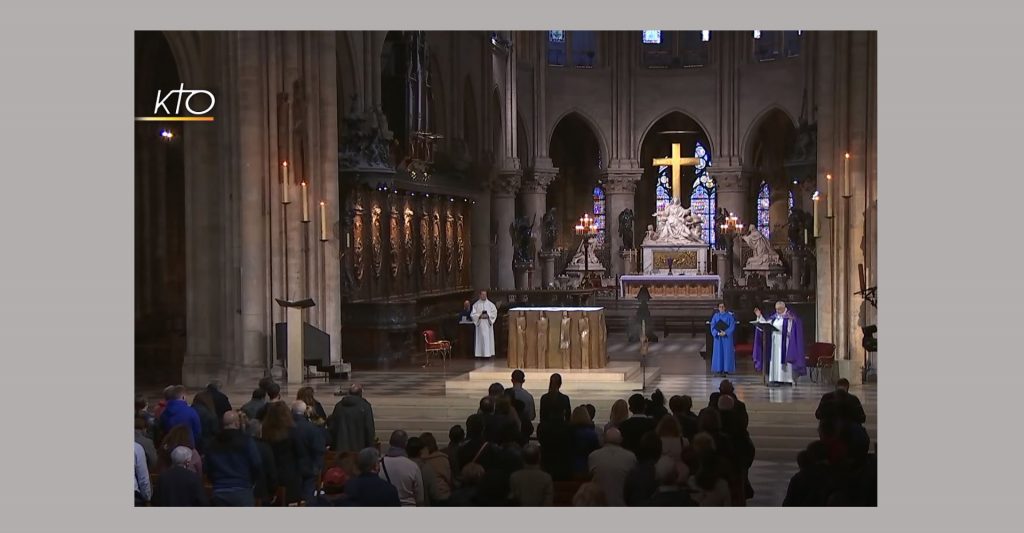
[[133, 374, 875, 507]]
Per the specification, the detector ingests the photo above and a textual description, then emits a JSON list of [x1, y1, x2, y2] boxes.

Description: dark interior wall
[[135, 31, 187, 385], [547, 113, 601, 251]]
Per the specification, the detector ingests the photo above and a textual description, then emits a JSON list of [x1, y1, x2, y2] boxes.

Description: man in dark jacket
[[669, 395, 700, 441], [153, 446, 208, 507], [240, 388, 267, 421], [292, 401, 326, 503], [815, 378, 867, 425], [618, 394, 656, 456], [204, 380, 233, 420], [159, 385, 202, 447], [704, 380, 749, 431], [327, 384, 376, 452], [204, 411, 262, 506], [344, 447, 401, 506]]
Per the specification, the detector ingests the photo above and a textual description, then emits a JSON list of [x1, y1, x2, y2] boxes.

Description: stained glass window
[[789, 189, 795, 212], [753, 30, 781, 62], [643, 30, 662, 44], [690, 141, 716, 245], [548, 30, 567, 66], [757, 181, 771, 238], [571, 31, 598, 68], [593, 184, 606, 247], [655, 166, 672, 213], [784, 30, 802, 57]]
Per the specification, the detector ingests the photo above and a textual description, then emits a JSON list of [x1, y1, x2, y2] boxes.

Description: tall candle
[[301, 181, 309, 222], [804, 228, 808, 244], [812, 191, 821, 237], [281, 161, 291, 204], [826, 174, 834, 218], [858, 263, 867, 294], [320, 201, 328, 241], [843, 153, 851, 197]]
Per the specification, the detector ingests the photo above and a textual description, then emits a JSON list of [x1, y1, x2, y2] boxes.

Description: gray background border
[[1, 0, 1023, 531]]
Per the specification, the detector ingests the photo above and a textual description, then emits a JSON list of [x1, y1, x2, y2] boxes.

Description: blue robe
[[710, 311, 736, 373]]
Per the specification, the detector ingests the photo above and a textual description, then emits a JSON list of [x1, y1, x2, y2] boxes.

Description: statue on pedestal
[[541, 208, 558, 252], [741, 226, 784, 270], [509, 214, 536, 265], [618, 208, 636, 250]]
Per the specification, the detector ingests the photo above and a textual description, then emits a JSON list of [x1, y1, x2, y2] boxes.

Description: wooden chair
[[422, 329, 451, 367], [806, 342, 837, 384]]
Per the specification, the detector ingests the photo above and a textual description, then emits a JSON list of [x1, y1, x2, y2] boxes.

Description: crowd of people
[[134, 373, 875, 507]]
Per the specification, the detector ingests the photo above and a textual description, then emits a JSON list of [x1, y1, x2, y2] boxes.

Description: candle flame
[[826, 174, 832, 180], [282, 161, 288, 167], [845, 153, 850, 159], [812, 191, 820, 200], [320, 201, 325, 206]]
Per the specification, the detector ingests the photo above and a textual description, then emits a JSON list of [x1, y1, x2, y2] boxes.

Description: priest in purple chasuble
[[752, 301, 807, 386]]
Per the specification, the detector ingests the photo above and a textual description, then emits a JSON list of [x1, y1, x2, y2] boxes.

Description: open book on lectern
[[275, 298, 316, 309]]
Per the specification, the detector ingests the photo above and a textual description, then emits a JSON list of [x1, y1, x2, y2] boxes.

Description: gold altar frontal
[[507, 307, 608, 369], [618, 275, 721, 299]]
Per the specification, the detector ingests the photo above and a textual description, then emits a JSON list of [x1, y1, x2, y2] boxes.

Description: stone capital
[[601, 167, 644, 195], [491, 169, 523, 197], [521, 166, 559, 193]]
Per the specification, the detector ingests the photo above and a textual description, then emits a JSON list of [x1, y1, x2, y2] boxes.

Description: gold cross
[[652, 143, 700, 202]]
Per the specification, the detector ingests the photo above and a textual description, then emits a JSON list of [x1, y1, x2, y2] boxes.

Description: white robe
[[758, 315, 794, 384], [471, 299, 498, 358]]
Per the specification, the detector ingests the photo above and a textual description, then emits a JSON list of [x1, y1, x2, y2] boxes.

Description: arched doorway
[[547, 113, 603, 256], [745, 108, 797, 245]]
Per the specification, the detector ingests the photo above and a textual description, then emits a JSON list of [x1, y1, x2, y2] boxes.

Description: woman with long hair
[[157, 424, 203, 477], [191, 390, 220, 450], [604, 399, 629, 434], [537, 373, 572, 481], [260, 401, 308, 504], [296, 387, 327, 427]]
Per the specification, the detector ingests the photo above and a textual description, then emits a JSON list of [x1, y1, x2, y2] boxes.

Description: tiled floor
[[139, 334, 876, 507]]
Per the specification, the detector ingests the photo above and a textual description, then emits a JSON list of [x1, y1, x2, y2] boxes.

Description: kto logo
[[136, 83, 216, 122]]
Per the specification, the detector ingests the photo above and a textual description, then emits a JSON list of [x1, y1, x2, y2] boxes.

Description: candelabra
[[574, 213, 598, 286]]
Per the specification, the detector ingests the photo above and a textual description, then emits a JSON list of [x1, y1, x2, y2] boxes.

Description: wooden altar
[[507, 307, 607, 369]]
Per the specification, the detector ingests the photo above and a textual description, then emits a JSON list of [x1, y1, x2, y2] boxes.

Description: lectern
[[276, 298, 316, 384], [752, 320, 779, 386]]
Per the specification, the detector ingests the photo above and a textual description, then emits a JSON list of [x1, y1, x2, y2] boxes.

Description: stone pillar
[[769, 180, 791, 247], [471, 182, 492, 290], [790, 252, 804, 290], [521, 167, 557, 288], [714, 249, 731, 288], [492, 170, 521, 290], [538, 251, 557, 288], [714, 170, 750, 279], [602, 167, 643, 278]]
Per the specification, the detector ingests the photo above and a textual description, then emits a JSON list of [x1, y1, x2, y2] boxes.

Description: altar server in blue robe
[[710, 302, 737, 376]]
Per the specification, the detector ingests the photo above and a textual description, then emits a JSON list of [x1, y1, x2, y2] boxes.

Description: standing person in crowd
[[240, 388, 267, 421], [568, 405, 601, 478], [204, 411, 262, 506], [379, 430, 424, 507], [297, 386, 328, 427], [604, 398, 630, 435], [261, 401, 308, 504], [655, 413, 686, 463], [135, 416, 158, 469], [688, 433, 732, 507], [509, 443, 554, 506], [623, 431, 663, 506], [136, 395, 157, 438], [508, 369, 536, 426], [245, 419, 278, 506], [327, 383, 376, 453], [159, 385, 202, 448], [442, 424, 464, 477], [647, 456, 696, 507], [457, 414, 498, 478], [158, 424, 203, 477], [448, 463, 485, 506], [645, 389, 669, 422], [815, 378, 867, 425], [291, 400, 325, 503], [588, 428, 637, 507], [705, 380, 749, 430], [255, 381, 283, 421], [619, 394, 656, 455], [537, 374, 572, 481], [134, 442, 151, 507], [418, 432, 453, 505], [191, 390, 220, 450], [204, 380, 233, 420], [152, 446, 208, 507], [669, 395, 700, 441], [344, 448, 401, 507], [407, 436, 445, 506]]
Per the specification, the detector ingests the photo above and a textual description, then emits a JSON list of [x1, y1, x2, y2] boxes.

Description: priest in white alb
[[471, 290, 498, 358]]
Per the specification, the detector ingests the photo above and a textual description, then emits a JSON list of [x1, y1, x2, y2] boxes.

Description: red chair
[[422, 329, 451, 367], [806, 342, 837, 384]]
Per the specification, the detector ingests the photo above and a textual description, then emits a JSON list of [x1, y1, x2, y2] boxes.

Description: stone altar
[[506, 307, 607, 369]]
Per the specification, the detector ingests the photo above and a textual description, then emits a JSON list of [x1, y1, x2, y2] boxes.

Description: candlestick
[[826, 174, 834, 218], [804, 228, 808, 245], [320, 201, 328, 241], [858, 263, 867, 294], [301, 181, 309, 222], [812, 191, 821, 237], [281, 161, 291, 204], [843, 153, 852, 198]]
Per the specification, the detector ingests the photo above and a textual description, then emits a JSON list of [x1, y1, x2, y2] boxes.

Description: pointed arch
[[741, 105, 799, 166], [636, 108, 715, 163], [546, 108, 610, 166]]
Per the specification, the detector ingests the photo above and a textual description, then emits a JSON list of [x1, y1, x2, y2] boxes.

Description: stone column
[[602, 167, 643, 278], [492, 170, 521, 290], [714, 170, 750, 279], [521, 167, 557, 288], [769, 180, 791, 247], [714, 249, 731, 288]]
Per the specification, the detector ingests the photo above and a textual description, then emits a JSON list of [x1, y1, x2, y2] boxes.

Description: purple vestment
[[752, 311, 807, 376]]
